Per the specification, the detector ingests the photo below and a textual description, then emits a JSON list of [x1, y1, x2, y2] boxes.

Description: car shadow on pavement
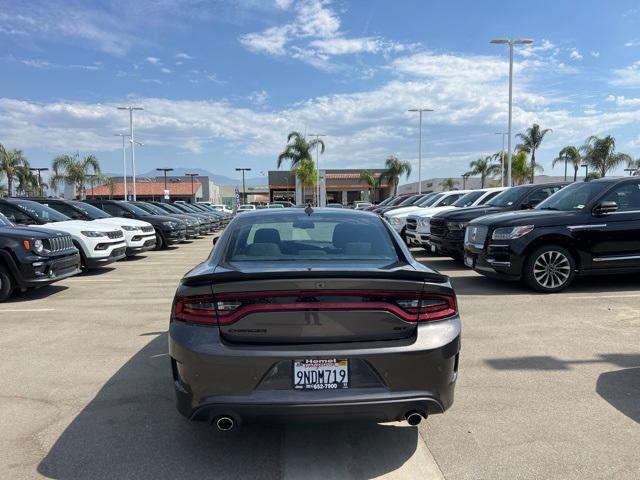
[[79, 267, 116, 277], [485, 354, 640, 424], [37, 333, 420, 480], [4, 285, 69, 303]]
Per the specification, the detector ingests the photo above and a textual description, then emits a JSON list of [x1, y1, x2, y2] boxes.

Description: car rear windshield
[[486, 186, 529, 207], [536, 182, 607, 211], [226, 214, 399, 262], [452, 190, 485, 207], [418, 193, 443, 207], [14, 201, 69, 222], [71, 201, 111, 218]]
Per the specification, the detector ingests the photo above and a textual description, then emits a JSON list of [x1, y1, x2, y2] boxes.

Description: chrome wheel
[[533, 250, 571, 289]]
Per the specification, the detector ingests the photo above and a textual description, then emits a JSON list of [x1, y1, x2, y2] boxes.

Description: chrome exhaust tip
[[405, 411, 426, 426], [214, 416, 235, 431]]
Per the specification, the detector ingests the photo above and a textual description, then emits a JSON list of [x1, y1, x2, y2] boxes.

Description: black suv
[[84, 200, 187, 249], [0, 213, 80, 301], [429, 182, 568, 259], [464, 177, 640, 292]]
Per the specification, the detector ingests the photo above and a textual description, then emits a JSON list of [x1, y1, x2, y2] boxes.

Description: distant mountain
[[139, 167, 267, 186]]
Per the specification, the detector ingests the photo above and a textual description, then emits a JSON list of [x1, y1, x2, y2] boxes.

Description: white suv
[[405, 187, 507, 249], [384, 190, 471, 237], [0, 199, 127, 269]]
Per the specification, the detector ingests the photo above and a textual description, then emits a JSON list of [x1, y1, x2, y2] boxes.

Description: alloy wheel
[[533, 250, 571, 289]]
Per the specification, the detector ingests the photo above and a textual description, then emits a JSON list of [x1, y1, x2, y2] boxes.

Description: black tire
[[154, 230, 165, 250], [0, 266, 15, 302], [523, 244, 576, 293], [73, 241, 88, 270]]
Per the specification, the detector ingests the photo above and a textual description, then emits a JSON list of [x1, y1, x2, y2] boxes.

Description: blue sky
[[1, 0, 640, 183]]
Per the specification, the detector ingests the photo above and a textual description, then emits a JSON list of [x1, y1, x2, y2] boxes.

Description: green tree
[[382, 155, 412, 195], [103, 176, 117, 199], [51, 152, 101, 199], [439, 178, 457, 191], [516, 123, 552, 183], [360, 169, 381, 202], [465, 155, 501, 188], [277, 131, 325, 169], [0, 145, 28, 197], [628, 157, 640, 176], [15, 163, 40, 196], [511, 151, 544, 185], [580, 135, 631, 177], [553, 146, 582, 182], [292, 159, 317, 204]]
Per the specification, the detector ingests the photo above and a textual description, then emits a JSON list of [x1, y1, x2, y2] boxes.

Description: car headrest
[[253, 228, 281, 244], [245, 243, 282, 257]]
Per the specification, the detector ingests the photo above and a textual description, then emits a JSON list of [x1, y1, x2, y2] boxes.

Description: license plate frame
[[293, 358, 349, 390]]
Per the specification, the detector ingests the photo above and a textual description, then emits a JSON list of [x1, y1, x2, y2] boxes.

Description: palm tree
[[0, 144, 28, 197], [277, 131, 325, 169], [51, 152, 101, 199], [382, 155, 412, 195], [103, 177, 117, 199], [360, 169, 381, 202], [516, 123, 552, 183], [628, 158, 640, 176], [580, 135, 631, 177], [510, 151, 544, 185], [15, 163, 39, 196], [439, 178, 457, 191], [466, 156, 500, 188], [291, 159, 317, 204], [553, 146, 582, 182]]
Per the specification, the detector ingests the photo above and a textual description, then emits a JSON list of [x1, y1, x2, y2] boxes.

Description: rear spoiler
[[182, 266, 449, 287]]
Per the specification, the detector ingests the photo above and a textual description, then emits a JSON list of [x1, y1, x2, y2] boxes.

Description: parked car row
[[0, 198, 231, 302], [376, 177, 640, 292]]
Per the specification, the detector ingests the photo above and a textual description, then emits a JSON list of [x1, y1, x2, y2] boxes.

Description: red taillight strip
[[173, 290, 457, 326]]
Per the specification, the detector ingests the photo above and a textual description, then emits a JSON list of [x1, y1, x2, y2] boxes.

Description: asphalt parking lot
[[0, 238, 638, 480]]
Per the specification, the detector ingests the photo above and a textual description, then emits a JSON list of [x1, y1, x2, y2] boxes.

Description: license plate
[[464, 255, 475, 268], [293, 359, 349, 390], [430, 244, 437, 253]]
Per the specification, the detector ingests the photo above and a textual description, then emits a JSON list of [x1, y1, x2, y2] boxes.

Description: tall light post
[[186, 173, 199, 203], [408, 108, 434, 194], [235, 167, 251, 204], [156, 168, 173, 202], [113, 133, 129, 200], [490, 38, 533, 187], [461, 173, 469, 189], [29, 167, 48, 197], [308, 133, 326, 206], [117, 106, 143, 200], [495, 132, 508, 187]]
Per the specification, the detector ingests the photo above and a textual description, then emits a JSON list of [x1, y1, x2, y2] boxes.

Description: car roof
[[235, 207, 379, 218]]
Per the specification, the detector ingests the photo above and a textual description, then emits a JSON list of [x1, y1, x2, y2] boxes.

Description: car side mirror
[[593, 201, 618, 216]]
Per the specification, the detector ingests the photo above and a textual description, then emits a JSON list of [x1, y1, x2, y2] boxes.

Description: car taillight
[[172, 290, 457, 326]]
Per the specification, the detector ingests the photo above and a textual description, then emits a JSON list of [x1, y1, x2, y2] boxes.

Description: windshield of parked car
[[226, 213, 399, 262], [376, 197, 393, 206], [398, 195, 423, 206], [13, 200, 70, 222], [121, 202, 152, 216], [71, 201, 111, 219], [452, 190, 485, 207], [156, 203, 183, 214], [418, 193, 443, 207], [133, 202, 163, 215], [486, 186, 528, 207], [536, 182, 606, 211]]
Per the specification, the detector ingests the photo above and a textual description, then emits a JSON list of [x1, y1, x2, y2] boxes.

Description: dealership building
[[268, 169, 391, 205]]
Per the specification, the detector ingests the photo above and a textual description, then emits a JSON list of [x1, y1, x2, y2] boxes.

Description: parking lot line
[[564, 294, 640, 300], [0, 308, 55, 312]]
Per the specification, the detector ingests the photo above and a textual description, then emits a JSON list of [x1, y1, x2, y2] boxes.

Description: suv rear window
[[226, 214, 398, 262]]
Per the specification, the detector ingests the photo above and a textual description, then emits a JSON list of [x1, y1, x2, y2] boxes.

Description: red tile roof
[[88, 182, 199, 196]]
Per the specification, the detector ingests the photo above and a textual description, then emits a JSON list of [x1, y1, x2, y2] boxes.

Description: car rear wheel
[[524, 245, 575, 293], [0, 266, 15, 302]]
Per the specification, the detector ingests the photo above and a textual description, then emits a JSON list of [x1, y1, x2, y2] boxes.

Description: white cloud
[[240, 25, 292, 55], [274, 0, 294, 9], [591, 51, 600, 58], [145, 56, 161, 65], [611, 61, 640, 87], [19, 58, 102, 70], [606, 95, 640, 107], [248, 90, 269, 106], [161, 67, 172, 74], [624, 40, 640, 47], [176, 52, 193, 60], [569, 48, 583, 60]]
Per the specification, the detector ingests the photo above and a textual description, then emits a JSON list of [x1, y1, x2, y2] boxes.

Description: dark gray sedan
[[169, 208, 460, 430]]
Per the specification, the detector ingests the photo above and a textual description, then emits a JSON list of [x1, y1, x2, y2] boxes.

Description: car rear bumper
[[169, 318, 461, 423]]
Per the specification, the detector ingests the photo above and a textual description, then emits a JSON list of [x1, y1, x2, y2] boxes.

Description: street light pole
[[117, 106, 143, 200], [186, 173, 199, 203], [29, 167, 49, 197], [408, 108, 434, 194], [235, 168, 251, 204], [156, 168, 173, 202], [308, 133, 326, 207], [114, 133, 129, 200], [490, 38, 533, 188], [495, 132, 508, 187]]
